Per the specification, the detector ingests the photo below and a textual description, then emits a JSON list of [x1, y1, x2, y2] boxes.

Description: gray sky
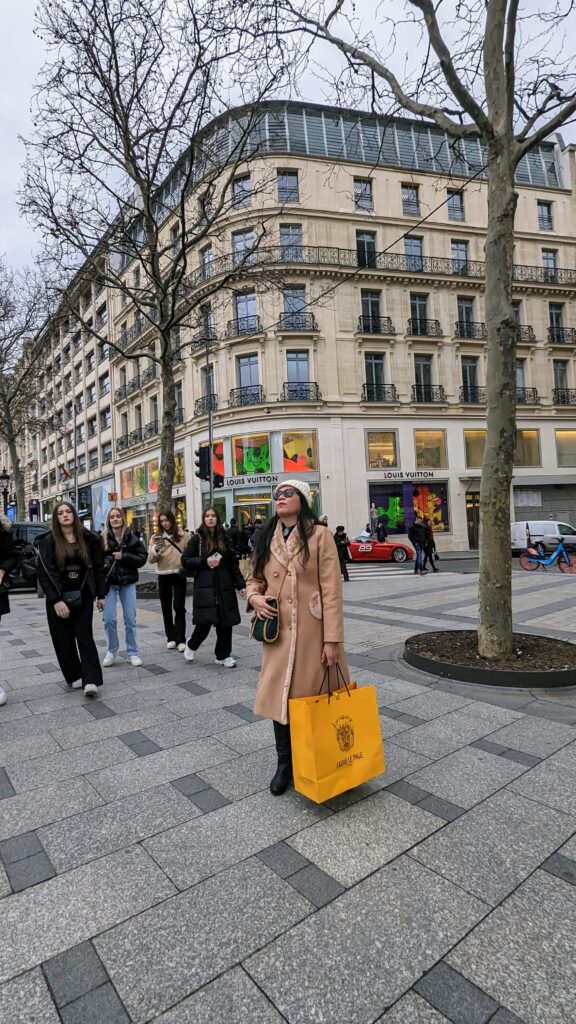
[[2, 1, 576, 271]]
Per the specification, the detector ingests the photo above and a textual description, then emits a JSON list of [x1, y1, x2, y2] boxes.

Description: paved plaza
[[1, 571, 576, 1023]]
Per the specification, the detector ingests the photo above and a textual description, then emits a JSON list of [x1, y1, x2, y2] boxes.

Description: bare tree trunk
[[478, 147, 518, 658], [157, 356, 176, 511], [6, 439, 25, 520]]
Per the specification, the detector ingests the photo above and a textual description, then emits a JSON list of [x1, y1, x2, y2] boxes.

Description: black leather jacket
[[37, 530, 106, 605], [103, 529, 147, 590]]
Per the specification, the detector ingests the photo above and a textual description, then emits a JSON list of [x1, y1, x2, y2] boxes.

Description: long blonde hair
[[103, 506, 127, 551]]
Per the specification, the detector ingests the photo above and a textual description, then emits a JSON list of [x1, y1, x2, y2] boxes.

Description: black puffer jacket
[[103, 529, 147, 590], [181, 533, 245, 627], [37, 530, 106, 606], [0, 515, 17, 618]]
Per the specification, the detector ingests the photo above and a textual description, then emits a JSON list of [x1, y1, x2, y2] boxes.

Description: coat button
[[288, 598, 293, 603], [273, 571, 279, 577]]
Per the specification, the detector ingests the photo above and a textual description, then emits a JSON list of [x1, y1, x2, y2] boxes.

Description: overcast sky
[[2, 2, 576, 272]]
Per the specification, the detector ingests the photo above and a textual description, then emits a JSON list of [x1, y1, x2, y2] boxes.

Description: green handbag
[[250, 600, 279, 643]]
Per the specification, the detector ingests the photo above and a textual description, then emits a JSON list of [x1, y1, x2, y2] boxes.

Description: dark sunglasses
[[273, 487, 298, 500]]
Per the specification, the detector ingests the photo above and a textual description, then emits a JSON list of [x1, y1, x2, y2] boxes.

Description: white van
[[511, 520, 576, 554]]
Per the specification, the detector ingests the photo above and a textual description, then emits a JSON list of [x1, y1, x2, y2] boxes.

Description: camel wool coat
[[246, 521, 350, 724]]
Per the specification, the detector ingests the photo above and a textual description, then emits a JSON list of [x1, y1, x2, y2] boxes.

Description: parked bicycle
[[519, 541, 576, 573]]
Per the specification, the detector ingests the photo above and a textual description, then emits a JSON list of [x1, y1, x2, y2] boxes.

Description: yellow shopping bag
[[289, 667, 385, 804]]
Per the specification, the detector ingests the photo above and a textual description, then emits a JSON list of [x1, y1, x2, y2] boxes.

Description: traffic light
[[194, 446, 211, 481]]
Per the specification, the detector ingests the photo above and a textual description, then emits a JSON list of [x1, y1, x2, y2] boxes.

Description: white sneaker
[[129, 655, 143, 667], [184, 645, 194, 662], [103, 651, 118, 668], [177, 643, 186, 653], [84, 683, 99, 696], [215, 657, 237, 668], [71, 680, 83, 690], [166, 641, 177, 650], [0, 687, 6, 706]]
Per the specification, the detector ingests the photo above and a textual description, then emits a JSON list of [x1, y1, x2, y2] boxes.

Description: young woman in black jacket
[[0, 514, 18, 706], [181, 507, 246, 668], [102, 507, 147, 667], [36, 502, 106, 696]]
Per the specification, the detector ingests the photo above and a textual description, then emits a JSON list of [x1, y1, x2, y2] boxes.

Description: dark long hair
[[253, 493, 319, 577], [197, 506, 227, 555], [51, 502, 91, 570], [156, 509, 182, 540]]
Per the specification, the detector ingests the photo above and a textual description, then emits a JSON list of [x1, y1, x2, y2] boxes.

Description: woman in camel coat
[[246, 479, 349, 795]]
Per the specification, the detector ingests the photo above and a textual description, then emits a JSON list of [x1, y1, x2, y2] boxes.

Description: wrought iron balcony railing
[[516, 324, 536, 342], [127, 375, 141, 395], [516, 387, 539, 404], [553, 389, 576, 405], [194, 393, 218, 416], [357, 315, 395, 334], [226, 315, 262, 337], [114, 384, 128, 401], [280, 381, 322, 402], [128, 427, 143, 445], [408, 318, 443, 337], [102, 451, 113, 464], [548, 327, 576, 344], [412, 384, 446, 403], [143, 420, 159, 439], [278, 312, 318, 331], [141, 365, 157, 385], [460, 386, 487, 403], [229, 385, 266, 407], [116, 435, 129, 452], [174, 407, 185, 424], [361, 383, 398, 402], [455, 321, 487, 339]]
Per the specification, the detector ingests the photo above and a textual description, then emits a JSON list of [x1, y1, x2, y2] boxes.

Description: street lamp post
[[0, 468, 11, 516]]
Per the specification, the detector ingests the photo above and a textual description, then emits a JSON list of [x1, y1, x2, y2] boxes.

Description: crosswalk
[[347, 562, 456, 580]]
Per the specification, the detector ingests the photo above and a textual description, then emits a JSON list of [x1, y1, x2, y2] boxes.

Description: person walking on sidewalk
[[148, 511, 191, 652], [408, 515, 428, 575], [102, 507, 147, 667], [246, 480, 350, 796], [181, 507, 246, 668], [333, 525, 351, 582], [36, 502, 106, 696], [0, 513, 18, 706], [422, 518, 439, 573]]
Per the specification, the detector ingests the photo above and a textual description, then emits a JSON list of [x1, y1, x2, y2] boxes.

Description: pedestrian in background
[[376, 516, 388, 543], [148, 510, 191, 652], [226, 517, 242, 557], [36, 502, 106, 696], [181, 507, 246, 668], [102, 507, 147, 667], [422, 518, 439, 573], [320, 515, 329, 527], [0, 513, 18, 706], [334, 525, 351, 582], [408, 515, 428, 575], [247, 480, 350, 796]]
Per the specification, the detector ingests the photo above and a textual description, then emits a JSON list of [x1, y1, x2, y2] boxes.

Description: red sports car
[[349, 537, 414, 563]]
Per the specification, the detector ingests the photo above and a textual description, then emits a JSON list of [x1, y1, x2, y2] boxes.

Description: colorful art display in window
[[147, 459, 159, 493], [212, 441, 224, 487], [282, 430, 318, 472], [132, 464, 147, 497], [233, 433, 271, 475], [174, 450, 185, 485], [368, 482, 450, 534]]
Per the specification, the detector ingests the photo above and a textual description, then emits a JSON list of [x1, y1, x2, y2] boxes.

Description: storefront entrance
[[466, 490, 480, 550], [233, 498, 273, 527]]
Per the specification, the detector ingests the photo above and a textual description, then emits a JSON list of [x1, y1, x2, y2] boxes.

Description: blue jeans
[[413, 543, 424, 572], [103, 584, 138, 656]]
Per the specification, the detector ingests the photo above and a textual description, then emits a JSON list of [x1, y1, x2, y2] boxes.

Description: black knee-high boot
[[271, 720, 292, 796]]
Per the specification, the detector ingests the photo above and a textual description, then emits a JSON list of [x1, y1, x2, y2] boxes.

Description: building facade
[[8, 102, 576, 548]]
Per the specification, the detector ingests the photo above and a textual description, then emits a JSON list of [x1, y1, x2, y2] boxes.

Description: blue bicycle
[[520, 541, 576, 574]]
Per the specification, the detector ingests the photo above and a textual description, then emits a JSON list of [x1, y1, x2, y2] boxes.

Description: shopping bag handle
[[318, 663, 351, 701]]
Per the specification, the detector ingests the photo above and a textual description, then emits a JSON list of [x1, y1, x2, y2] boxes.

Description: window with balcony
[[404, 236, 423, 272], [447, 190, 465, 221], [135, 405, 143, 431], [366, 431, 398, 469], [232, 228, 255, 268], [232, 175, 251, 208], [538, 201, 553, 231], [409, 293, 430, 334], [556, 430, 576, 466], [169, 223, 180, 254], [282, 286, 307, 329], [365, 353, 385, 388], [237, 353, 259, 388], [150, 394, 159, 423], [356, 230, 377, 268], [402, 183, 420, 216], [100, 407, 111, 430], [120, 412, 128, 438], [553, 359, 569, 392], [172, 387, 181, 420], [516, 358, 526, 389], [234, 291, 256, 334], [542, 249, 558, 282], [461, 356, 481, 402], [549, 302, 565, 342], [201, 363, 215, 397], [414, 354, 433, 399], [515, 429, 540, 466], [360, 290, 382, 332], [277, 169, 299, 203], [415, 430, 447, 468], [286, 350, 310, 394], [199, 244, 213, 279], [451, 239, 469, 274], [279, 224, 302, 262], [354, 178, 373, 210], [199, 303, 214, 339]]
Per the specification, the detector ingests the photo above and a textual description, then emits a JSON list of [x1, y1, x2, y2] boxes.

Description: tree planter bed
[[404, 631, 576, 688]]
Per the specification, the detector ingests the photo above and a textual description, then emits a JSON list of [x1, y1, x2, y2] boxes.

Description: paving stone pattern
[[1, 575, 576, 1021]]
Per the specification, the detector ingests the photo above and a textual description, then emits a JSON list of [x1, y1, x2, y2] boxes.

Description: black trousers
[[187, 623, 232, 660], [157, 574, 187, 643], [422, 545, 438, 571], [339, 557, 350, 582], [47, 597, 103, 688]]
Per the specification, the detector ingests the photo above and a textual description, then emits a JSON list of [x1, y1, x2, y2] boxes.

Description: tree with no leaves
[[244, 0, 576, 658], [0, 259, 45, 518], [21, 0, 290, 510]]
